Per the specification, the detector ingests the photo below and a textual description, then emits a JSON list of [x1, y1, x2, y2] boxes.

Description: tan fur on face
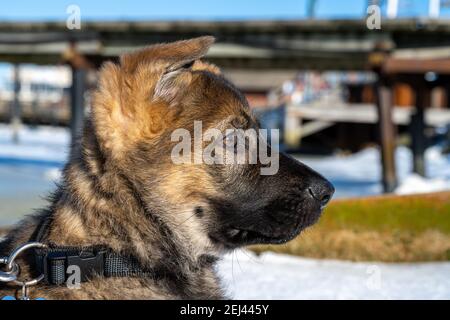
[[155, 165, 220, 254]]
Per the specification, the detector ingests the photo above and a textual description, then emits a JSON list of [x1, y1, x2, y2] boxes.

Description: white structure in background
[[387, 0, 399, 18], [386, 0, 441, 19], [429, 0, 441, 18], [0, 65, 71, 104]]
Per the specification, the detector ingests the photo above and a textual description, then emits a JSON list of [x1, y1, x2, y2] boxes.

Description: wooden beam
[[375, 80, 398, 193], [299, 120, 334, 139], [286, 104, 450, 127], [11, 64, 21, 144], [70, 67, 86, 144], [410, 87, 429, 177], [383, 57, 450, 74]]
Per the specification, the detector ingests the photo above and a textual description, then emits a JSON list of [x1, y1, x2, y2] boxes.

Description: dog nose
[[308, 178, 335, 207]]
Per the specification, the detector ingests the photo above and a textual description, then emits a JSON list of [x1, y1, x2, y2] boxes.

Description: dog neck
[[36, 120, 222, 297]]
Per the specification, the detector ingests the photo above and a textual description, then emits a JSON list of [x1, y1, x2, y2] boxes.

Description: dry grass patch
[[251, 192, 450, 262]]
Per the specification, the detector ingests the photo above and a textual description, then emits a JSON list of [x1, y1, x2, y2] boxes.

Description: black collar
[[29, 214, 217, 287], [34, 244, 165, 285]]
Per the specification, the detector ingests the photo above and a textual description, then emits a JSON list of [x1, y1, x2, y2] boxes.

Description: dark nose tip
[[308, 179, 335, 207]]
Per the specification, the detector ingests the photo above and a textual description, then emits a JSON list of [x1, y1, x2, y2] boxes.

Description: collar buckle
[[41, 248, 107, 284], [66, 250, 106, 282]]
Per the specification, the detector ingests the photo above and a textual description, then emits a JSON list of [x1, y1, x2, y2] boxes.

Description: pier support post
[[410, 86, 428, 177], [70, 67, 86, 143], [375, 79, 398, 193], [11, 64, 21, 144]]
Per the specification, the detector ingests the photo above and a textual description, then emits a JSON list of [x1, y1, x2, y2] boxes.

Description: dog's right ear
[[91, 37, 215, 158], [126, 36, 215, 105], [120, 36, 215, 74]]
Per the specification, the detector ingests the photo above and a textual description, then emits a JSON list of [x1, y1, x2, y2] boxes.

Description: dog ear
[[121, 36, 215, 106], [120, 36, 215, 75], [153, 58, 222, 105], [91, 37, 215, 158]]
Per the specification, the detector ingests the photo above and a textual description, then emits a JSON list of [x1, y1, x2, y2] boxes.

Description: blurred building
[[0, 65, 70, 103], [0, 65, 71, 125]]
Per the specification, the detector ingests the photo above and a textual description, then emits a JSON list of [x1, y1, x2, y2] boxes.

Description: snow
[[0, 124, 69, 165], [0, 124, 69, 225], [218, 251, 450, 299], [395, 174, 450, 195], [297, 145, 450, 198]]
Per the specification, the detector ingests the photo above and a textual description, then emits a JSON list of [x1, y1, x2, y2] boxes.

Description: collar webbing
[[34, 245, 164, 285]]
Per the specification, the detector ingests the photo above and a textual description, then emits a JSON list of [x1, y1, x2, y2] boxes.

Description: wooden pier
[[287, 104, 450, 127]]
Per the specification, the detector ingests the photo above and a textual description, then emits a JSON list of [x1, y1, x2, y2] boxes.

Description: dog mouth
[[209, 204, 326, 249], [231, 227, 295, 244], [207, 192, 328, 249], [210, 222, 305, 249]]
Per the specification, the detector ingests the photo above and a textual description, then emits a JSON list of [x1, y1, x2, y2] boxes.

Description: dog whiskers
[[235, 249, 243, 273], [239, 247, 261, 264], [174, 212, 197, 227]]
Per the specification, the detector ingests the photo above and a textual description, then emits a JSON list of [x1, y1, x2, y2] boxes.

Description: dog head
[[92, 36, 334, 253]]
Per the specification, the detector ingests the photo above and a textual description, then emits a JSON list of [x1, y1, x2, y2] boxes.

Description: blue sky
[[0, 0, 352, 20], [0, 0, 448, 21], [1, 0, 449, 81]]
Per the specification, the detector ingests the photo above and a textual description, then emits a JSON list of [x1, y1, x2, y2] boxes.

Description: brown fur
[[0, 37, 333, 300]]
